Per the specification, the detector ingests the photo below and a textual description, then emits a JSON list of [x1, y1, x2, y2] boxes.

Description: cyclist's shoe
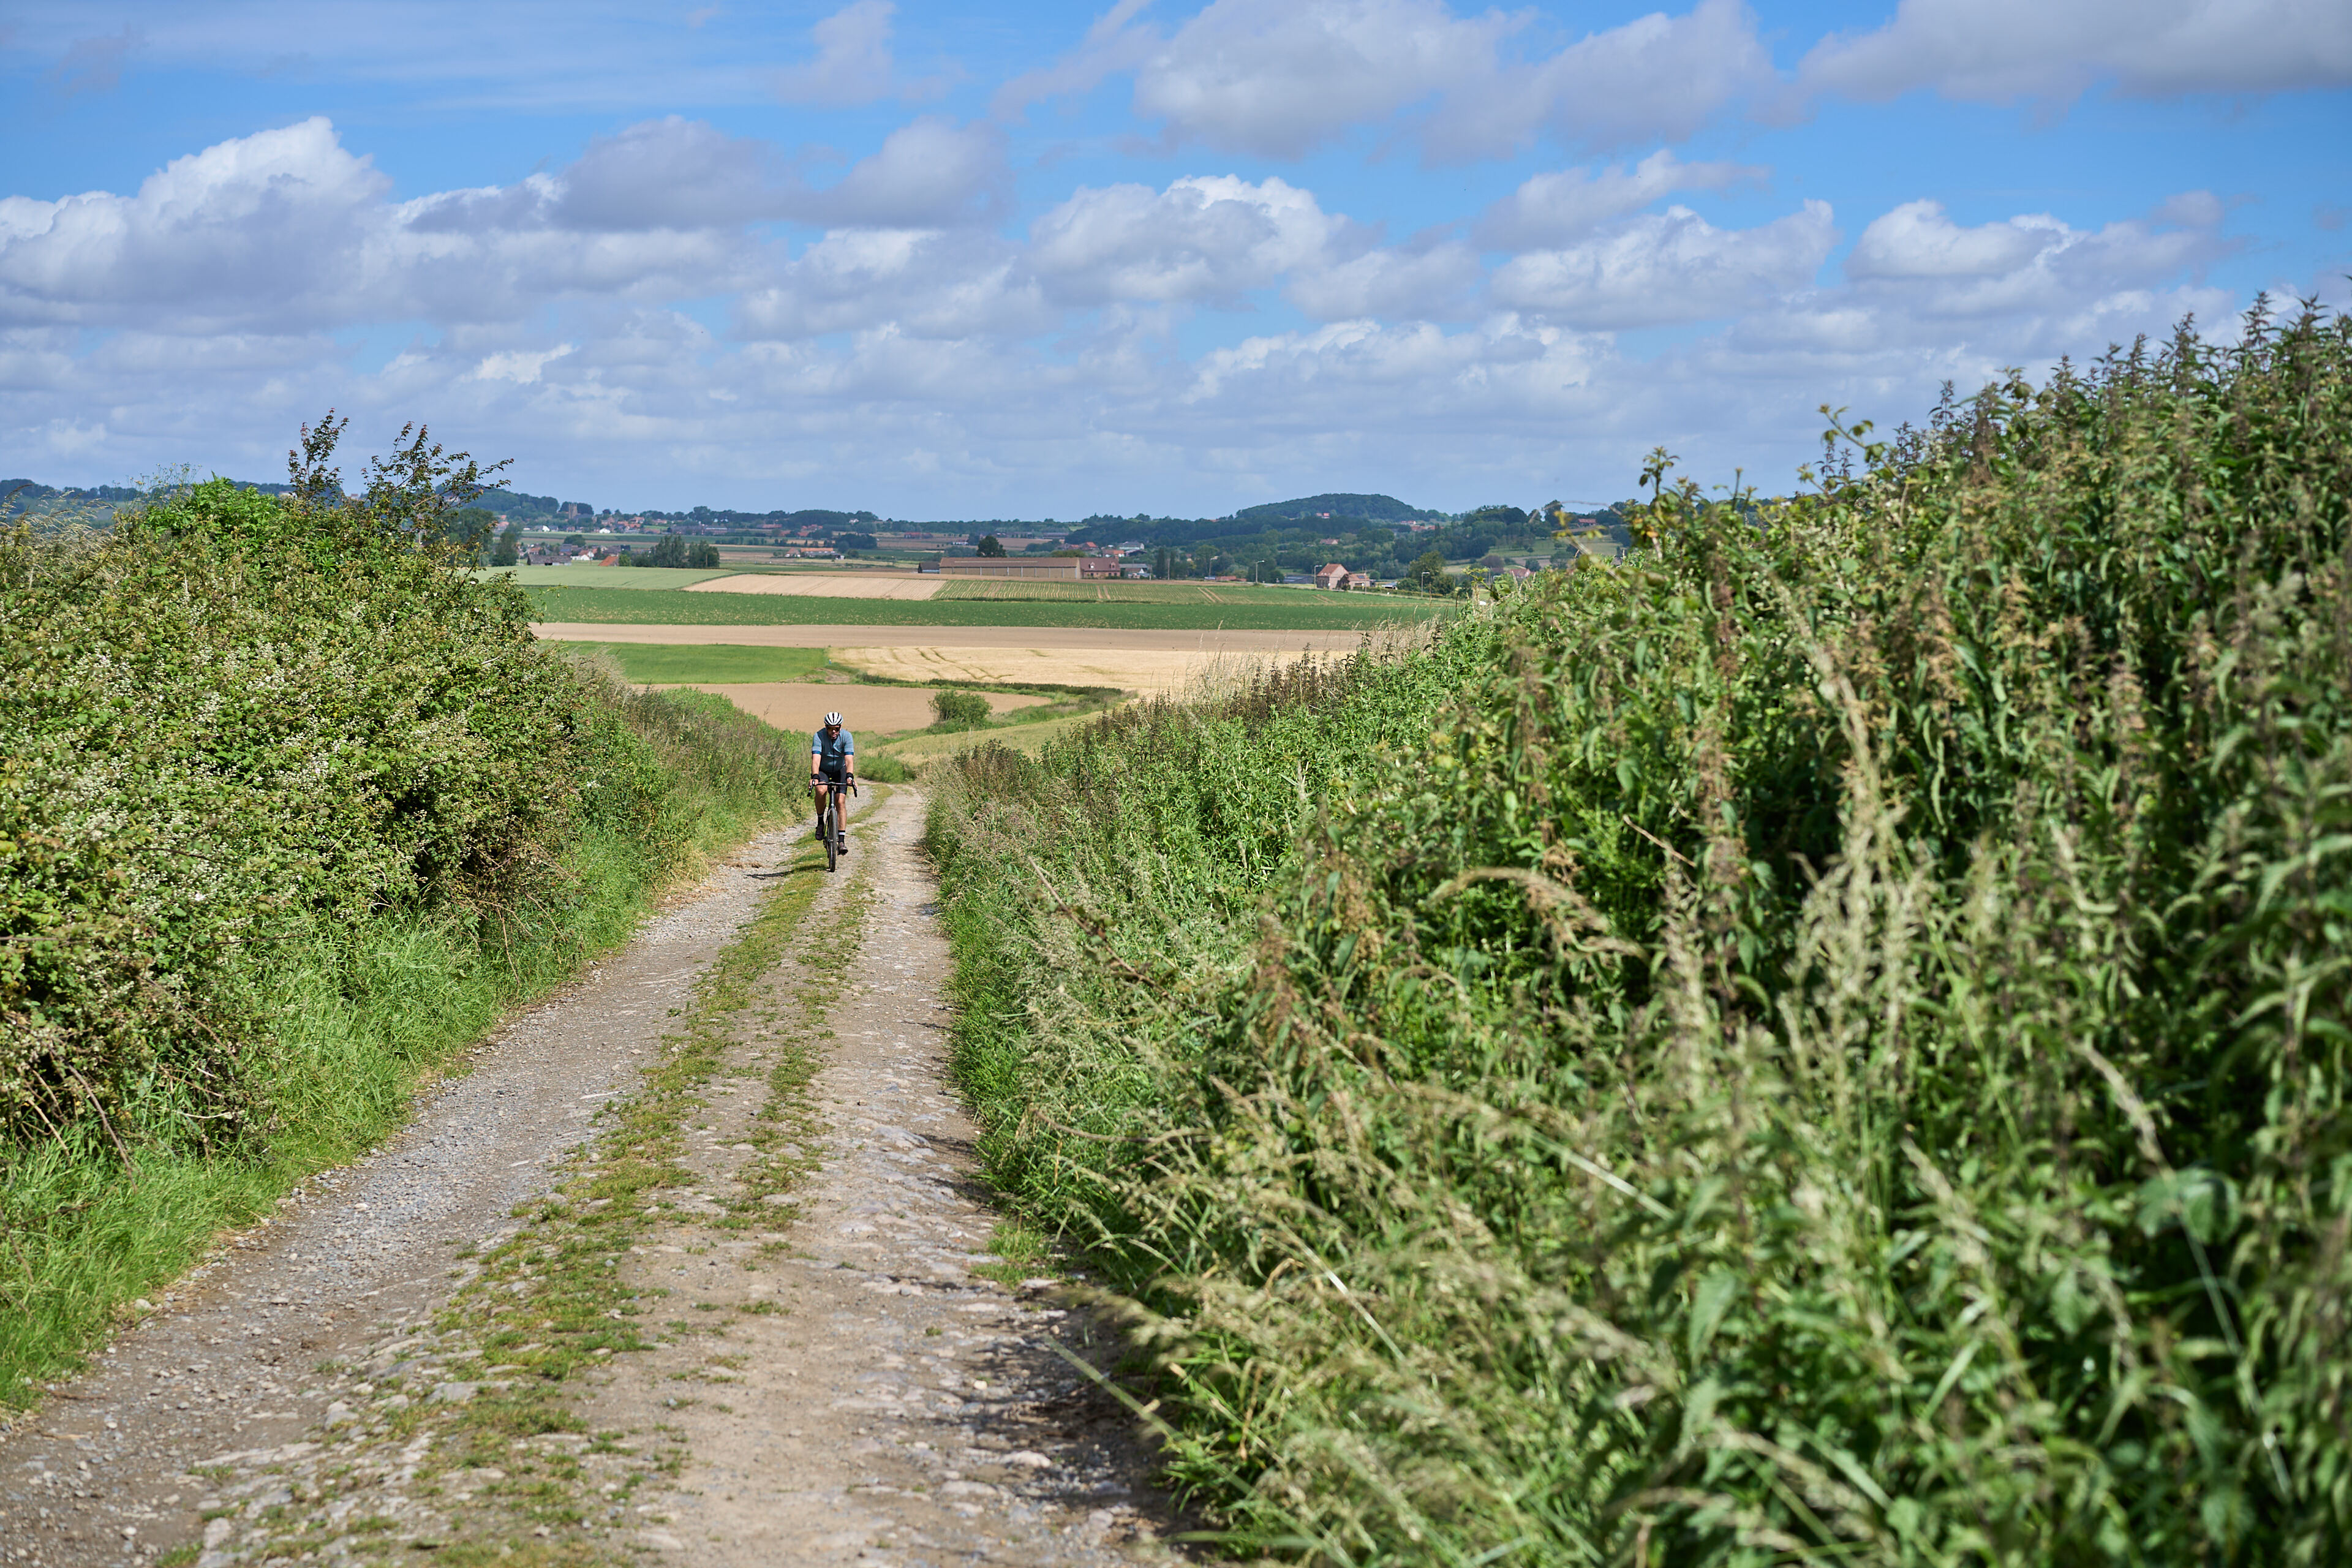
[[837, 832, 848, 855]]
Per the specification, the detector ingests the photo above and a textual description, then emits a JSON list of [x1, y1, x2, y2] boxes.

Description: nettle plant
[[930, 300, 2352, 1564]]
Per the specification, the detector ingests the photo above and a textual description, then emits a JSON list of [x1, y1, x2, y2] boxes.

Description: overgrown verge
[[1, 422, 802, 1406], [924, 303, 2352, 1563]]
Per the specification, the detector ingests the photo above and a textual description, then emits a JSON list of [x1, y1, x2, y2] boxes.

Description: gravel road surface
[[0, 793, 1180, 1567]]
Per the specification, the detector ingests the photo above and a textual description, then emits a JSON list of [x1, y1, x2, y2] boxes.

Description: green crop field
[[523, 585, 1452, 631], [478, 565, 739, 589], [930, 578, 1370, 605], [556, 643, 833, 684]]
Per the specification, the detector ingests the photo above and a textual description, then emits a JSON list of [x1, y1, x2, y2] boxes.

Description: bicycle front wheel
[[823, 801, 839, 872]]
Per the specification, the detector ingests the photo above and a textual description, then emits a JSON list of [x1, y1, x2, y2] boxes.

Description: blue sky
[[4, 1, 2346, 518]]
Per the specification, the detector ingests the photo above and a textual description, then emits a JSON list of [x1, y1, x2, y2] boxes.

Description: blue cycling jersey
[[811, 727, 855, 771]]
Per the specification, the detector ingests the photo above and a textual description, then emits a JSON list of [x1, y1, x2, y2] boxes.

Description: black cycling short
[[814, 764, 849, 786]]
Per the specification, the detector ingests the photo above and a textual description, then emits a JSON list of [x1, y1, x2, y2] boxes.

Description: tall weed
[[925, 301, 2352, 1563]]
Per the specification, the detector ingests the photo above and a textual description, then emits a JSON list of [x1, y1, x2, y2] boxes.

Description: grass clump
[[0, 418, 804, 1404], [924, 301, 2352, 1562]]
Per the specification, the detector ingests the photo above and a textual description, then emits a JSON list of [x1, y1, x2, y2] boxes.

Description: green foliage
[[0, 415, 804, 1397], [1403, 547, 1453, 594], [442, 507, 497, 563], [978, 534, 1008, 557], [628, 535, 723, 569], [1235, 492, 1433, 526], [930, 690, 992, 728], [0, 418, 793, 1158], [563, 643, 831, 685], [924, 302, 2352, 1564]]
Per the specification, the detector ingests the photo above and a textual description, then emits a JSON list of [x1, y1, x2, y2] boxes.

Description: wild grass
[[559, 642, 833, 684], [923, 301, 2352, 1564]]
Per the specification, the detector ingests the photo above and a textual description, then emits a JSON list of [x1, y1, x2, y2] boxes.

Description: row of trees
[[484, 519, 717, 568]]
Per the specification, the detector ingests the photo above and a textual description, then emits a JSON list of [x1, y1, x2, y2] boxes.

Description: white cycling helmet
[[823, 712, 843, 728]]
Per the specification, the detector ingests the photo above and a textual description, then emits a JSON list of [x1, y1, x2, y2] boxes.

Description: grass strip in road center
[[206, 824, 864, 1566]]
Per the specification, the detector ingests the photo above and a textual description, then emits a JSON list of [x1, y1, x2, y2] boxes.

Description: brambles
[[926, 301, 2352, 1562]]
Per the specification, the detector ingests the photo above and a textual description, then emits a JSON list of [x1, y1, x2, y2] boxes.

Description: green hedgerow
[[1, 419, 674, 1154]]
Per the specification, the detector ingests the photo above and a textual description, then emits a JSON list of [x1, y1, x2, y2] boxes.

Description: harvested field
[[532, 622, 1365, 655], [649, 681, 1044, 733], [532, 623, 1360, 695], [522, 587, 1443, 629], [684, 572, 944, 600], [829, 643, 1280, 694]]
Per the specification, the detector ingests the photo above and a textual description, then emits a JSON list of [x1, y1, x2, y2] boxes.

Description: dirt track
[[0, 792, 1179, 1567]]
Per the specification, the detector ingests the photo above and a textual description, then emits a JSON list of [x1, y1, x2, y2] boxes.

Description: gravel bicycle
[[816, 777, 856, 873]]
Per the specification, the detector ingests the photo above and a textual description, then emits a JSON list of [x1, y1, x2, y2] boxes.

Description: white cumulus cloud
[[1490, 200, 1838, 328], [0, 117, 391, 331], [1845, 195, 2236, 318], [1030, 175, 1352, 304], [1476, 150, 1769, 249], [1010, 0, 1770, 161], [1796, 0, 2352, 105]]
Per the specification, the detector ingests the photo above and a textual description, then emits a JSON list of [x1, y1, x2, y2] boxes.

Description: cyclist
[[810, 711, 856, 855]]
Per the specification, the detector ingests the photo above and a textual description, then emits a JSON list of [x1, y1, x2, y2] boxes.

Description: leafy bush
[[628, 535, 722, 568], [0, 420, 742, 1156], [931, 689, 992, 728], [925, 302, 2352, 1563], [1, 420, 804, 1398]]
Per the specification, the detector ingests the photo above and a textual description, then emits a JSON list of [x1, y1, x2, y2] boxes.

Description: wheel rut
[[0, 788, 1183, 1567]]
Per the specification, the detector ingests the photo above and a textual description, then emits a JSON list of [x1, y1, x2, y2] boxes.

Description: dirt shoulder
[[0, 790, 1182, 1568]]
